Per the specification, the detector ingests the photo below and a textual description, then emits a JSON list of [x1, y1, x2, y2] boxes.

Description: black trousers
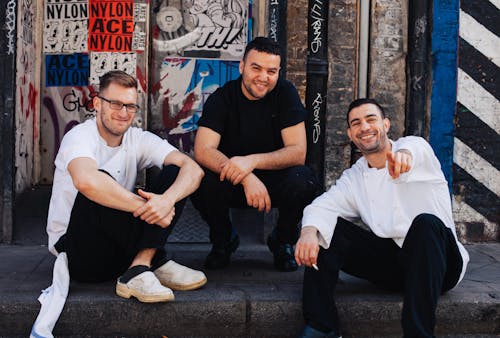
[[191, 165, 322, 246], [54, 165, 186, 283], [302, 214, 463, 338]]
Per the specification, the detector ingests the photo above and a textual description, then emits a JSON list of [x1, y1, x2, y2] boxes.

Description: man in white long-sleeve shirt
[[295, 98, 469, 338]]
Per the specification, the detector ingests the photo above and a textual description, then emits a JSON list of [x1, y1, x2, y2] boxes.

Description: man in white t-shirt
[[295, 98, 469, 337], [47, 70, 206, 302]]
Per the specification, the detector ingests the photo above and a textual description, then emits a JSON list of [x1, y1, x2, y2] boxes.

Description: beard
[[353, 130, 389, 155]]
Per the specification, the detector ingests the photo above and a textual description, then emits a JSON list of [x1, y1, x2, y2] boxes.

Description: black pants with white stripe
[[302, 214, 463, 337], [54, 165, 185, 283]]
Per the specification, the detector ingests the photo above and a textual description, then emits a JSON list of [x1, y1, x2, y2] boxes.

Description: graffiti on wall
[[44, 0, 88, 53], [150, 58, 240, 152], [42, 86, 97, 162], [152, 0, 248, 60], [5, 0, 16, 55], [15, 0, 39, 191], [40, 0, 149, 183]]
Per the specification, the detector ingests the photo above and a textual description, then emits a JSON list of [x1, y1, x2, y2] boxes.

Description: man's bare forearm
[[249, 144, 306, 170], [162, 159, 204, 203], [75, 170, 145, 212], [195, 147, 230, 174]]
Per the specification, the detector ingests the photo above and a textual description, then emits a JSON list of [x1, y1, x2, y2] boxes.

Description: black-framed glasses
[[98, 96, 140, 114]]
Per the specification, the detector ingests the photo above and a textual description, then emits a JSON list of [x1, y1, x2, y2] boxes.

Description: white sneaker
[[154, 260, 207, 291], [116, 271, 174, 303]]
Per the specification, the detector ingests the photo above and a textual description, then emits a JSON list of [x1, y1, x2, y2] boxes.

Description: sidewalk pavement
[[1, 243, 499, 337], [0, 186, 498, 337]]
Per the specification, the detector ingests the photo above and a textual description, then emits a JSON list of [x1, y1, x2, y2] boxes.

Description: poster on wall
[[46, 54, 90, 87], [88, 0, 135, 51], [149, 58, 240, 152], [89, 52, 137, 84], [152, 0, 248, 60], [44, 0, 88, 53]]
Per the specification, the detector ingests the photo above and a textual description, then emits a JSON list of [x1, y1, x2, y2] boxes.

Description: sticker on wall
[[44, 0, 88, 53], [152, 0, 248, 60], [46, 53, 90, 87], [134, 3, 148, 22], [88, 0, 135, 52], [132, 27, 147, 51], [149, 58, 240, 152], [89, 52, 137, 84]]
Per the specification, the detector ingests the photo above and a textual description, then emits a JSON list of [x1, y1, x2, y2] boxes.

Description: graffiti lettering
[[197, 27, 242, 48], [312, 92, 322, 143], [5, 0, 16, 55], [21, 0, 34, 44], [269, 8, 278, 41], [63, 89, 96, 112], [310, 1, 324, 54]]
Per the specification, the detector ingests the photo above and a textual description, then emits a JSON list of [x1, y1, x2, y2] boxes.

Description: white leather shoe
[[116, 271, 174, 303], [154, 260, 207, 291]]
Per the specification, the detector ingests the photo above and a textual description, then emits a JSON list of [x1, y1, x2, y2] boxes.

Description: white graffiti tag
[[312, 92, 322, 143], [310, 0, 324, 54], [5, 0, 16, 55]]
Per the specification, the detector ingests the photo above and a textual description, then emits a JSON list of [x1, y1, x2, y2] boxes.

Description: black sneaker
[[204, 234, 240, 269], [267, 234, 298, 272]]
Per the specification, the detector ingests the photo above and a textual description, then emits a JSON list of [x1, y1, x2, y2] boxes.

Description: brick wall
[[286, 0, 308, 100], [324, 0, 359, 186], [369, 0, 407, 140]]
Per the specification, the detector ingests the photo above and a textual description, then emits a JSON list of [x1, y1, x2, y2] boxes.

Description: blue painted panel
[[430, 2, 459, 191]]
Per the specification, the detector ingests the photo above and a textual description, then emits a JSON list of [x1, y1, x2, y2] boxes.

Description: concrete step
[[1, 243, 499, 337]]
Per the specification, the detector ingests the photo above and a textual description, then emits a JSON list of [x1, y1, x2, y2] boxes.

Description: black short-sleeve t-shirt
[[198, 77, 307, 157]]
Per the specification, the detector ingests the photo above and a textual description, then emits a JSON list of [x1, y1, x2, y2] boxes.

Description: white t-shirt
[[46, 119, 177, 255], [302, 136, 469, 283]]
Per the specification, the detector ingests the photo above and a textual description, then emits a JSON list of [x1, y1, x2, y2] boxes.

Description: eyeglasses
[[98, 96, 140, 114]]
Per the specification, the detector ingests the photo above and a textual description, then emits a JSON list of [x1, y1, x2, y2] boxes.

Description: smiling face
[[93, 82, 138, 146], [239, 49, 280, 100], [347, 103, 391, 155]]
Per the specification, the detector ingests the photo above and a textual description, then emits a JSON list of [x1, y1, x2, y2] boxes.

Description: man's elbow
[[193, 145, 205, 165], [296, 148, 306, 165], [194, 164, 204, 184], [72, 176, 96, 195]]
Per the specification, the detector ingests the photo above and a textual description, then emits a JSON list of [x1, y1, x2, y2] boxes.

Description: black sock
[[118, 265, 150, 283]]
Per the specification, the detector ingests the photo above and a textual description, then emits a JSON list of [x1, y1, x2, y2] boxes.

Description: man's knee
[[408, 213, 446, 238]]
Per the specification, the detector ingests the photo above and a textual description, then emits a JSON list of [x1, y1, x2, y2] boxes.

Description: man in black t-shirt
[[191, 37, 322, 272]]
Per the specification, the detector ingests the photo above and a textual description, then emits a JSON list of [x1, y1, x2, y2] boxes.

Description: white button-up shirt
[[302, 136, 469, 282]]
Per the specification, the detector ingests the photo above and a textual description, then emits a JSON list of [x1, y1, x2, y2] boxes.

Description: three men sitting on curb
[[41, 39, 469, 338]]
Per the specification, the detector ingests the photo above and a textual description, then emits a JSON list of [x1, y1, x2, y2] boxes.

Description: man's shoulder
[[394, 136, 433, 153], [61, 119, 96, 143], [274, 78, 299, 94], [212, 78, 240, 97], [123, 125, 160, 144]]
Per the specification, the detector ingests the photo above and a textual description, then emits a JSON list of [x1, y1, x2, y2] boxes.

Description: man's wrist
[[301, 225, 318, 236]]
